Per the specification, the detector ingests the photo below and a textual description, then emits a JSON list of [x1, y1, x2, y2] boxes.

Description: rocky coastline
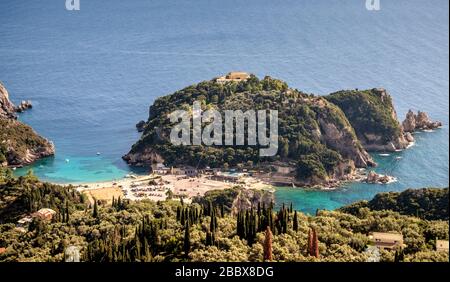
[[402, 109, 443, 132], [123, 75, 442, 189], [0, 82, 55, 168]]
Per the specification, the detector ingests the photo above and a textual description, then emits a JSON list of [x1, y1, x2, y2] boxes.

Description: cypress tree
[[176, 206, 181, 221], [93, 199, 99, 218], [210, 210, 216, 233], [65, 201, 70, 223], [183, 222, 190, 258], [313, 228, 319, 258], [308, 228, 319, 258], [180, 208, 185, 226], [293, 211, 299, 232], [263, 226, 273, 261]]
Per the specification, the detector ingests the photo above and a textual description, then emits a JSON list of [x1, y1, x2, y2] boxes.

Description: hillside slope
[[124, 75, 375, 185], [0, 82, 55, 167]]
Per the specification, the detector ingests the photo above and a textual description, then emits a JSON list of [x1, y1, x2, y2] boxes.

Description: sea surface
[[1, 0, 448, 214]]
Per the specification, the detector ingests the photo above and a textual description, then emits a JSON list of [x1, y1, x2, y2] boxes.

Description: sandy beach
[[73, 173, 273, 205]]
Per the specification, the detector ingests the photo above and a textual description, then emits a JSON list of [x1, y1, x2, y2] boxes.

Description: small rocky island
[[402, 110, 442, 132], [0, 82, 54, 167], [124, 74, 441, 188]]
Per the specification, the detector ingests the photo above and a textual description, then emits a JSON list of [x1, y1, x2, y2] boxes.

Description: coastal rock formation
[[136, 120, 147, 132], [230, 188, 274, 215], [15, 100, 32, 113], [122, 147, 164, 167], [0, 82, 54, 167], [0, 82, 17, 119], [364, 171, 394, 184], [402, 110, 442, 132], [326, 88, 410, 152], [124, 75, 376, 186], [315, 100, 375, 168]]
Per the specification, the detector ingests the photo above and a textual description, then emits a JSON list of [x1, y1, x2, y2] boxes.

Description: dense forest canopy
[[0, 168, 448, 262], [125, 75, 376, 184], [340, 188, 449, 221]]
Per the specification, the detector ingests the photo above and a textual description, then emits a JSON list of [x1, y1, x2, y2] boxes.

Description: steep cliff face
[[0, 82, 55, 167], [124, 75, 375, 185], [0, 82, 17, 119], [325, 88, 410, 152], [313, 98, 375, 168]]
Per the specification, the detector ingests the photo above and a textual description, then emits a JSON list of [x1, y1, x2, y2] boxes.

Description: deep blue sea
[[1, 0, 448, 214]]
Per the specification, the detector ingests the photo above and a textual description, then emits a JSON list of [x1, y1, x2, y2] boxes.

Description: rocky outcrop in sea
[[364, 171, 396, 184], [136, 120, 147, 132], [402, 110, 442, 132]]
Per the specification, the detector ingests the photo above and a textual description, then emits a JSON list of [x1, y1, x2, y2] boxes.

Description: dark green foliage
[[112, 196, 129, 211], [0, 169, 86, 224], [325, 89, 402, 145], [293, 211, 299, 232], [341, 188, 449, 220], [394, 248, 405, 262], [183, 222, 190, 258], [92, 200, 98, 219], [237, 203, 295, 245], [126, 76, 366, 183], [0, 119, 53, 166], [193, 188, 239, 215]]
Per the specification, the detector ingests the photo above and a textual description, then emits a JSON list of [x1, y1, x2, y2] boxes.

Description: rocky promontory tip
[[15, 100, 33, 113], [326, 88, 410, 152], [0, 81, 55, 167], [402, 109, 443, 132], [0, 82, 17, 119], [136, 120, 147, 132]]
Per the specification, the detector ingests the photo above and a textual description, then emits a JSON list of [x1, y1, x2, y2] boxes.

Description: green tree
[[183, 222, 191, 258], [93, 199, 99, 218], [293, 211, 299, 232]]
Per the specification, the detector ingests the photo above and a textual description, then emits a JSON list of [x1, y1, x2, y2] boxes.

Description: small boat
[[378, 153, 390, 157], [96, 152, 101, 155], [12, 167, 16, 171], [395, 156, 403, 160], [65, 159, 70, 163]]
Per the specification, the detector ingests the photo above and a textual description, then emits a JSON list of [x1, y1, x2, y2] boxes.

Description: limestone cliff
[[0, 82, 55, 167], [0, 82, 16, 119], [326, 88, 410, 152], [402, 110, 442, 132], [124, 75, 375, 185]]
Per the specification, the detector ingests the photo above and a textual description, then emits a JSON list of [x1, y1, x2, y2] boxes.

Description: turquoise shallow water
[[275, 129, 449, 213], [1, 0, 448, 212]]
